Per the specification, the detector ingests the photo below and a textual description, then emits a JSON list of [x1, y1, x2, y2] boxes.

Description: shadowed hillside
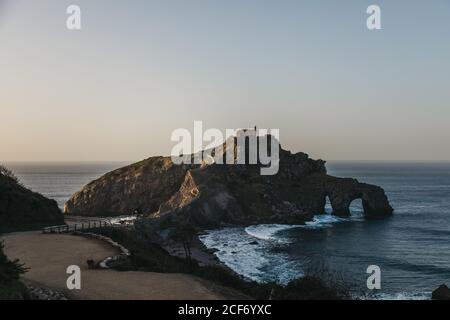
[[0, 241, 28, 300], [0, 166, 63, 233]]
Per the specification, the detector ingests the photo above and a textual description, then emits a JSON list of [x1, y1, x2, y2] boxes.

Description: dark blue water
[[201, 162, 450, 299], [6, 161, 450, 299], [285, 162, 450, 299]]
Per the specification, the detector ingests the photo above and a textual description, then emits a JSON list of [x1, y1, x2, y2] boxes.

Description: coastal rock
[[64, 157, 196, 216], [27, 286, 68, 300], [0, 170, 63, 232], [432, 284, 450, 300], [65, 134, 393, 233]]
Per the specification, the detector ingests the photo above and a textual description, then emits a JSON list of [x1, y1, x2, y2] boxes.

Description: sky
[[1, 0, 450, 162]]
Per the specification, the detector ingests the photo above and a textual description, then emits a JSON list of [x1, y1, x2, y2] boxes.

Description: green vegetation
[[91, 227, 351, 300], [0, 241, 29, 300]]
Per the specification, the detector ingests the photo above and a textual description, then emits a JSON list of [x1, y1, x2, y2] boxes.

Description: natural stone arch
[[327, 192, 361, 216], [322, 178, 393, 217]]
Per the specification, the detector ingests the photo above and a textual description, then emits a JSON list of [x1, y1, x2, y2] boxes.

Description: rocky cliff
[[0, 171, 63, 233], [65, 135, 393, 232], [64, 157, 197, 216]]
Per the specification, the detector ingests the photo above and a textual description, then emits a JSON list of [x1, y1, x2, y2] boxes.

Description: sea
[[5, 161, 450, 300]]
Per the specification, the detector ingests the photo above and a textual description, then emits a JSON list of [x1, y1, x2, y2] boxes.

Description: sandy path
[[1, 232, 227, 300]]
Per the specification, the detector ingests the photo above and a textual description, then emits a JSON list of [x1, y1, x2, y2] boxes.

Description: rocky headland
[[65, 134, 393, 241]]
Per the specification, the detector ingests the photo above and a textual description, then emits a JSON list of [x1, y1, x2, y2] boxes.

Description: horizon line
[[3, 160, 450, 164]]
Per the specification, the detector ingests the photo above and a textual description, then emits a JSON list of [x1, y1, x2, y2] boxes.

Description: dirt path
[[1, 232, 230, 300]]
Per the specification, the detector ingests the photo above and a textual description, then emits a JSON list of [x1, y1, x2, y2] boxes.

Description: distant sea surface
[[6, 161, 450, 299], [5, 162, 130, 209]]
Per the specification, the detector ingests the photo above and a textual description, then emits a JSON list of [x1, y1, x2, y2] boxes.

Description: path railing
[[42, 220, 111, 234]]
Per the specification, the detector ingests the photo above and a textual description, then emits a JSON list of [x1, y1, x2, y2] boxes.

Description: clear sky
[[1, 0, 449, 161]]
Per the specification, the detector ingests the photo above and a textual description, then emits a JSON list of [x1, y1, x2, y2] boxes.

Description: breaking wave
[[199, 214, 358, 285], [199, 226, 304, 284]]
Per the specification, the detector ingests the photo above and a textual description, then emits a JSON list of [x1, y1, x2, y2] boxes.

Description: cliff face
[[64, 157, 197, 216], [0, 173, 63, 233], [65, 136, 393, 231]]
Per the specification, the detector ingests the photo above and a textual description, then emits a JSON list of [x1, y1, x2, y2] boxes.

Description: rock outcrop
[[64, 157, 197, 216], [65, 134, 393, 233], [432, 284, 450, 300], [0, 171, 63, 233], [65, 141, 327, 222]]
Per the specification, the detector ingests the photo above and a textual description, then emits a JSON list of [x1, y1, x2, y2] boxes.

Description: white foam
[[245, 224, 299, 242], [366, 291, 431, 300], [199, 227, 303, 284], [108, 215, 137, 226], [199, 214, 364, 285], [300, 214, 347, 229], [244, 214, 361, 241]]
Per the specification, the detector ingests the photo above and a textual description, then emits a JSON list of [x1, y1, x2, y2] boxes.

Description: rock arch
[[321, 177, 393, 217]]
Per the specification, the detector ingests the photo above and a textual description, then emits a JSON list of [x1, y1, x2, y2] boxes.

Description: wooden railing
[[42, 220, 111, 234]]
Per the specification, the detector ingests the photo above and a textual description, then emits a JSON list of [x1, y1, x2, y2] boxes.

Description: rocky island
[[65, 134, 393, 237]]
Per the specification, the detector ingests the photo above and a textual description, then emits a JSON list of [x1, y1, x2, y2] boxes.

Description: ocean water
[[200, 162, 450, 299], [5, 162, 129, 209], [5, 161, 450, 299]]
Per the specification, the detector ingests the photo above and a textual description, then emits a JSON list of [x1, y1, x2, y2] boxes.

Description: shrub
[[0, 165, 20, 184]]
